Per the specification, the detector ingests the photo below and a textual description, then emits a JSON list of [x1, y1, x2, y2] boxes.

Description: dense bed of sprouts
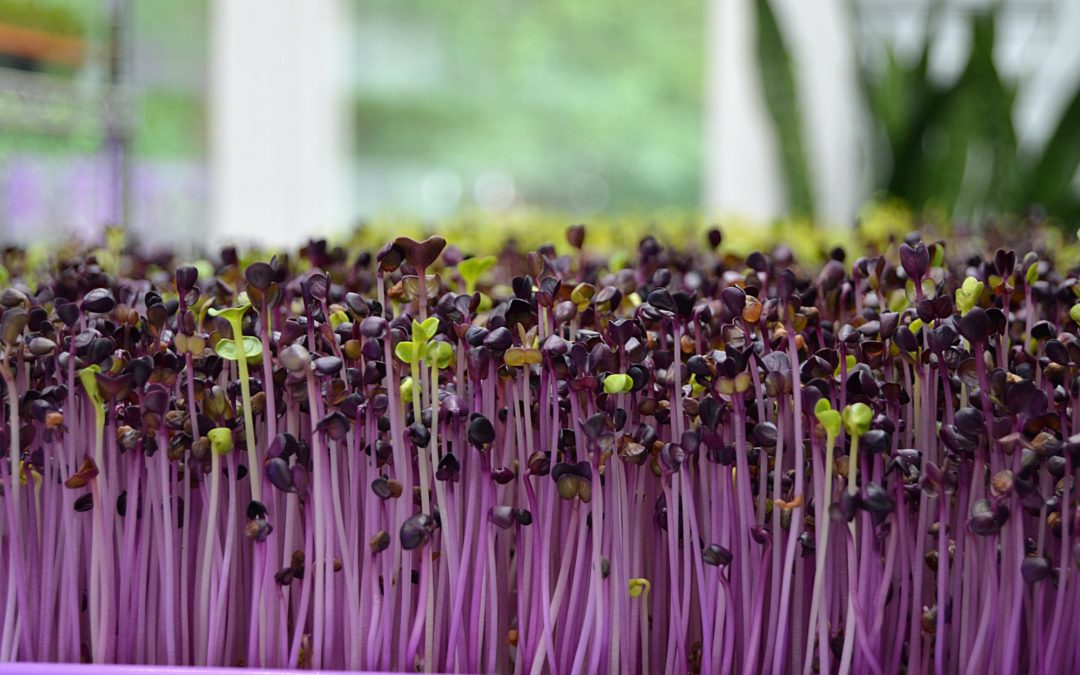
[[0, 228, 1078, 674]]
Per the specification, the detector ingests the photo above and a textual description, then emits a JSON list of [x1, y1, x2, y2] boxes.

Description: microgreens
[[955, 276, 984, 315], [0, 227, 1076, 674]]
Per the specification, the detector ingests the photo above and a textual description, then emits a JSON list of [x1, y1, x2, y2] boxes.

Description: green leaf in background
[[855, 0, 938, 179], [431, 341, 454, 369], [888, 12, 1019, 220], [858, 43, 933, 186], [354, 0, 705, 214], [754, 0, 816, 218], [1026, 85, 1080, 222], [851, 0, 1080, 224], [458, 255, 497, 293], [955, 276, 984, 315]]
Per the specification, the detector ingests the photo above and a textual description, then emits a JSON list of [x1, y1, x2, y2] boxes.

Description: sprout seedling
[[209, 304, 262, 502]]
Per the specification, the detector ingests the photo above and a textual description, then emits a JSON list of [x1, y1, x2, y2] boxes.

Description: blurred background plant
[[353, 0, 704, 217], [0, 0, 1077, 249], [850, 1, 1080, 222]]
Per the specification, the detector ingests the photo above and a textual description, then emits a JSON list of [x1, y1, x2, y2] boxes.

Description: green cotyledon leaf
[[412, 317, 439, 343], [842, 402, 873, 437], [815, 398, 841, 438], [214, 336, 263, 363], [603, 373, 633, 394], [459, 256, 497, 293], [395, 340, 427, 365]]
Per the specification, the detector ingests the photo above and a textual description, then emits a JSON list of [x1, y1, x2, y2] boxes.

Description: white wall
[[209, 0, 351, 248], [703, 0, 785, 223], [704, 0, 866, 225]]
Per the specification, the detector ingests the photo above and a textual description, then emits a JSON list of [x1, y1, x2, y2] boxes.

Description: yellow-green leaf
[[208, 427, 234, 456], [887, 289, 910, 313], [834, 354, 857, 378], [817, 409, 841, 438], [214, 336, 263, 363], [459, 256, 497, 293], [930, 243, 945, 268], [956, 276, 984, 316], [1026, 263, 1038, 285], [207, 304, 251, 324], [689, 374, 706, 397], [78, 365, 104, 407], [734, 372, 751, 393], [629, 578, 651, 598], [814, 397, 832, 416], [411, 317, 440, 343], [430, 341, 454, 369], [603, 373, 633, 394], [504, 347, 527, 368], [329, 310, 349, 328], [842, 402, 872, 437], [395, 340, 426, 364]]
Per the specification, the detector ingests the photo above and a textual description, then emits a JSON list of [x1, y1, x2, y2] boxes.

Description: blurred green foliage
[[128, 0, 208, 160], [354, 0, 705, 213], [864, 7, 1080, 223], [757, 0, 1080, 223], [859, 9, 1019, 218], [754, 0, 814, 217]]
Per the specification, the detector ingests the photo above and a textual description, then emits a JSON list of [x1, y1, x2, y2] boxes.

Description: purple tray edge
[[0, 665, 464, 675]]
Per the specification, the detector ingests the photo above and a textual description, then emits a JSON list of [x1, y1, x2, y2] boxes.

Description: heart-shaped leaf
[[394, 235, 446, 269], [955, 276, 984, 315], [412, 317, 440, 343]]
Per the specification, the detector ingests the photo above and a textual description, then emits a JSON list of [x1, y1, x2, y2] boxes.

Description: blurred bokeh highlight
[[0, 0, 1078, 249]]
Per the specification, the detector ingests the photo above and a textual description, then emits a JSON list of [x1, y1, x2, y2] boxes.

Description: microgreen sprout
[[458, 255, 497, 294], [208, 303, 262, 502]]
